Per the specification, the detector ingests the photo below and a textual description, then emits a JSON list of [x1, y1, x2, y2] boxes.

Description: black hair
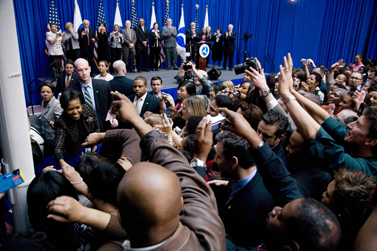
[[212, 83, 224, 95], [27, 172, 79, 250], [185, 82, 197, 96], [364, 107, 377, 153], [187, 116, 203, 135], [151, 76, 163, 84], [75, 152, 99, 182], [310, 71, 322, 84], [266, 73, 278, 90], [39, 82, 55, 93], [285, 198, 341, 251], [359, 66, 368, 74], [60, 89, 83, 110], [295, 70, 307, 83], [333, 83, 347, 90], [64, 59, 74, 67], [214, 94, 234, 110], [153, 22, 159, 28], [183, 134, 216, 162], [319, 65, 328, 74], [356, 54, 364, 60], [134, 76, 147, 86], [216, 28, 222, 33], [99, 22, 106, 27], [215, 130, 255, 169], [86, 160, 125, 206], [346, 84, 357, 93], [261, 110, 289, 138]]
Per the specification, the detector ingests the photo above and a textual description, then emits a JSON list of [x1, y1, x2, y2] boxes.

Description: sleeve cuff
[[267, 99, 279, 111]]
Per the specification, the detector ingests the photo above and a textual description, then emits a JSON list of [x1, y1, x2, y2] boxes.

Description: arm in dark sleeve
[[230, 32, 236, 41], [309, 127, 377, 177], [104, 129, 141, 165], [252, 142, 303, 207], [54, 122, 66, 162], [320, 116, 348, 145], [199, 77, 212, 97], [140, 130, 226, 250]]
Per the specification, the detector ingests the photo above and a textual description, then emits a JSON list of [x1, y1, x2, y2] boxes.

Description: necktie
[[135, 98, 142, 115], [65, 74, 70, 87], [86, 29, 90, 45], [84, 85, 93, 106], [128, 29, 131, 38]]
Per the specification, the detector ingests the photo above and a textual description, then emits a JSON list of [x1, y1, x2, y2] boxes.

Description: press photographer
[[176, 60, 212, 97]]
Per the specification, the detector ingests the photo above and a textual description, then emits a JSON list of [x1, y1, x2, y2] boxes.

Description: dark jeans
[[223, 49, 234, 69], [150, 47, 161, 69], [164, 47, 177, 68], [136, 45, 149, 70]]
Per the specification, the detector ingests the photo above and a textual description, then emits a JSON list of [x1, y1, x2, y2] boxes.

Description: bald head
[[117, 162, 182, 247], [113, 60, 127, 76]]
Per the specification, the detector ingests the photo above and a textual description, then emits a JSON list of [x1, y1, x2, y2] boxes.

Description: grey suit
[[64, 30, 80, 61], [121, 29, 137, 70], [162, 26, 177, 68]]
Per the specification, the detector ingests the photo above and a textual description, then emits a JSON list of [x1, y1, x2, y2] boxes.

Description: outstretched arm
[[277, 54, 321, 140]]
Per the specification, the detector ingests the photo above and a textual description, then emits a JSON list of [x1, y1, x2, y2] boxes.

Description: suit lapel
[[92, 80, 100, 110], [140, 94, 149, 116]]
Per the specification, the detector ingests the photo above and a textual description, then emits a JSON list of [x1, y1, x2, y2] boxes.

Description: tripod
[[239, 35, 252, 63]]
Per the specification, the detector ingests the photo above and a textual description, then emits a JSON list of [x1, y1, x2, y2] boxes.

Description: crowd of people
[[2, 33, 377, 251], [45, 18, 237, 75]]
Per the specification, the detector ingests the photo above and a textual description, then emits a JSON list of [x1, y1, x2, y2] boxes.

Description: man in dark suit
[[134, 18, 149, 72], [121, 20, 137, 72], [109, 60, 134, 96], [210, 130, 274, 248], [162, 18, 178, 70], [66, 58, 113, 131], [128, 76, 160, 117], [186, 22, 199, 62], [78, 20, 95, 69], [55, 59, 78, 98], [223, 24, 236, 71]]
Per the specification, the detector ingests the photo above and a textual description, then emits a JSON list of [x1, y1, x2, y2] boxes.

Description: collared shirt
[[65, 74, 72, 84], [80, 78, 96, 111], [133, 92, 148, 115], [226, 168, 257, 205], [151, 91, 161, 98]]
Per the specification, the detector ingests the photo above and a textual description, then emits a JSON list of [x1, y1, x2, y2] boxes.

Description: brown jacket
[[139, 130, 226, 251]]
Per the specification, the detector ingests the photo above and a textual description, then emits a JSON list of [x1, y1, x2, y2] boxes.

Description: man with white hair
[[162, 18, 178, 70], [78, 20, 95, 69], [121, 20, 137, 72], [186, 22, 199, 62], [223, 24, 236, 71]]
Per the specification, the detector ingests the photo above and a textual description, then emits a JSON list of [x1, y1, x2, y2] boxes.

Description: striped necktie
[[135, 97, 142, 115], [84, 85, 93, 106]]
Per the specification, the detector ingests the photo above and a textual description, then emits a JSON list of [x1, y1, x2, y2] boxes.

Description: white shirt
[[80, 79, 96, 111], [133, 92, 148, 115], [46, 31, 64, 56], [94, 73, 114, 81]]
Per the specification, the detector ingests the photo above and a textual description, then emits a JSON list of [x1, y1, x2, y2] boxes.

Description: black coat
[[134, 25, 149, 49], [211, 34, 224, 61], [127, 93, 160, 117], [108, 76, 134, 97], [78, 28, 95, 53], [223, 31, 236, 51], [55, 72, 78, 98], [66, 79, 113, 131], [211, 172, 274, 247]]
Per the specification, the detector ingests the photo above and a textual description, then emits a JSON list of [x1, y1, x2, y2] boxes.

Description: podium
[[198, 44, 210, 71]]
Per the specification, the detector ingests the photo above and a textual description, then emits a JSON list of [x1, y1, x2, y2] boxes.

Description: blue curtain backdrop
[[13, 0, 377, 106]]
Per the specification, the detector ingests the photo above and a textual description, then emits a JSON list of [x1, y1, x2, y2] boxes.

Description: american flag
[[195, 5, 199, 34], [94, 0, 106, 68], [45, 0, 64, 66], [159, 0, 170, 63], [131, 0, 138, 30]]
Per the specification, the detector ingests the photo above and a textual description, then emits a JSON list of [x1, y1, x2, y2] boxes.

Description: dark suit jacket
[[128, 93, 160, 117], [211, 172, 274, 248], [134, 25, 149, 48], [78, 28, 95, 52], [149, 30, 162, 48], [55, 73, 78, 98], [223, 31, 236, 50], [109, 76, 134, 96], [66, 78, 113, 131], [186, 29, 200, 45]]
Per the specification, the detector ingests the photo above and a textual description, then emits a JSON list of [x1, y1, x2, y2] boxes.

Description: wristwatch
[[261, 89, 271, 97], [190, 158, 206, 168]]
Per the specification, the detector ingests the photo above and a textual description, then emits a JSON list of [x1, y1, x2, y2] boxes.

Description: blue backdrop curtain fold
[[13, 0, 377, 106]]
